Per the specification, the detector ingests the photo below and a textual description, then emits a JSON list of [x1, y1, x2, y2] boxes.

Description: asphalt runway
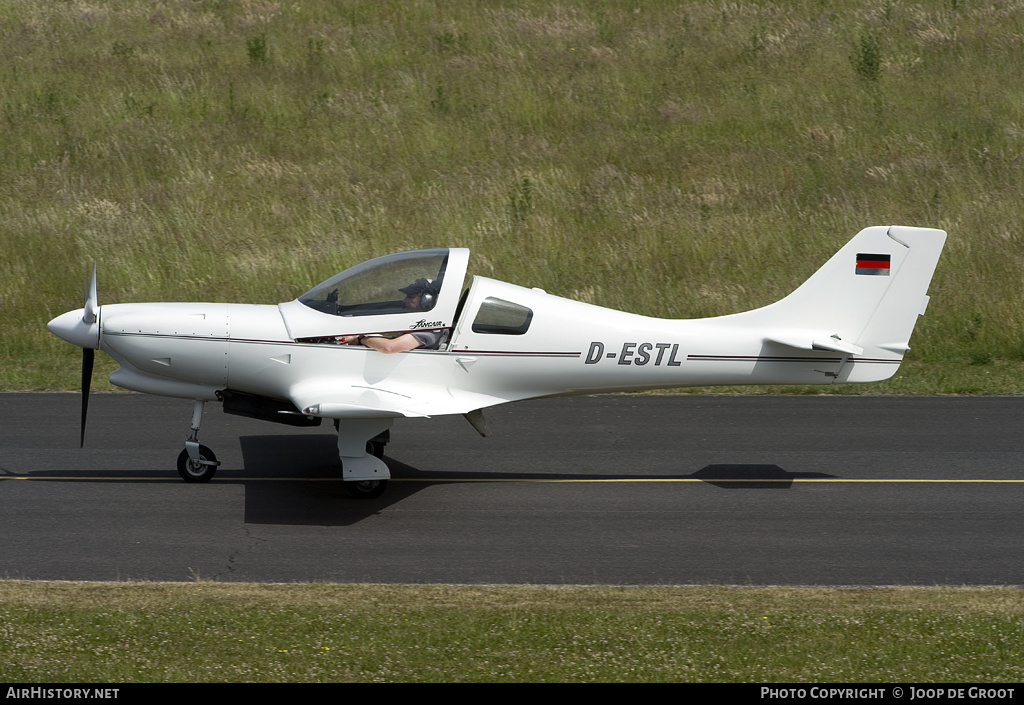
[[1, 392, 1022, 585]]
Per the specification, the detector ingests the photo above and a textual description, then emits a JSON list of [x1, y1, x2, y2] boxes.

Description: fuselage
[[85, 278, 891, 418]]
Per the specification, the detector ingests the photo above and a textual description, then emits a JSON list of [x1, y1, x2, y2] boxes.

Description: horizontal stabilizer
[[765, 333, 864, 356], [812, 338, 864, 355]]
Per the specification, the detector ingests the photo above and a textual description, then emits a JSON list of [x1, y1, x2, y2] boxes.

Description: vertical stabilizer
[[718, 226, 946, 382]]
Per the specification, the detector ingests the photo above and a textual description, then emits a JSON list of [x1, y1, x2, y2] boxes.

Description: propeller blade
[[83, 264, 98, 325], [81, 347, 94, 447]]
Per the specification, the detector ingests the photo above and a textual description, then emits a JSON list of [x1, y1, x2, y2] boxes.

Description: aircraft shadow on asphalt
[[233, 436, 839, 526], [8, 435, 837, 527], [690, 464, 836, 489]]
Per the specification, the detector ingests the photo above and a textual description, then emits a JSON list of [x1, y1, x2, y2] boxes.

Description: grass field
[[1, 581, 1023, 682], [2, 0, 1024, 392]]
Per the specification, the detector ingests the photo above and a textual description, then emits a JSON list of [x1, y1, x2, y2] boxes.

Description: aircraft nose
[[47, 308, 100, 349]]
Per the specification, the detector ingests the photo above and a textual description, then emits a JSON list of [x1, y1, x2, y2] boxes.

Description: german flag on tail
[[856, 253, 890, 276]]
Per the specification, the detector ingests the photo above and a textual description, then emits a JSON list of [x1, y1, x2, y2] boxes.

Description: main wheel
[[344, 479, 388, 499], [177, 445, 218, 483], [366, 440, 386, 459]]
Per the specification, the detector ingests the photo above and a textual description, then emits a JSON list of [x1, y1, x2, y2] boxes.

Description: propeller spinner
[[47, 266, 100, 447]]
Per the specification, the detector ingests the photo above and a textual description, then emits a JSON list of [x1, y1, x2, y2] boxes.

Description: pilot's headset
[[400, 278, 439, 311], [419, 279, 440, 311]]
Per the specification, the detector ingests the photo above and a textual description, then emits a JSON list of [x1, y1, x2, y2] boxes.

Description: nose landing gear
[[176, 401, 221, 483]]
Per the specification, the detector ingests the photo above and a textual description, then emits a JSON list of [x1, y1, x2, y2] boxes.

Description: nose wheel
[[176, 401, 221, 483], [177, 444, 219, 483]]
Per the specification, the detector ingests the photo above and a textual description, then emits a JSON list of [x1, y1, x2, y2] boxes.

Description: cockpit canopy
[[278, 248, 470, 341], [299, 249, 449, 317]]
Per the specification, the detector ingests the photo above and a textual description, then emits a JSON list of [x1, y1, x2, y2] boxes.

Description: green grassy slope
[[3, 1, 1023, 392]]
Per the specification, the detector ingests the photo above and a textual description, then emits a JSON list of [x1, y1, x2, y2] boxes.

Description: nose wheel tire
[[177, 445, 218, 483]]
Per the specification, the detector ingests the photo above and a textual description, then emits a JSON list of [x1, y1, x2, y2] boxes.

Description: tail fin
[[723, 226, 946, 383]]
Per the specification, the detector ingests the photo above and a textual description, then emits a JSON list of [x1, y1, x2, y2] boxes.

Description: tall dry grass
[[2, 1, 1023, 390]]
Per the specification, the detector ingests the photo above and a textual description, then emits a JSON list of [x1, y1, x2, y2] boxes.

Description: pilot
[[339, 278, 445, 353], [399, 278, 438, 313]]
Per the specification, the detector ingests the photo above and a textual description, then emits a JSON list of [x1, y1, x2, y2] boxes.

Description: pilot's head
[[399, 278, 438, 312]]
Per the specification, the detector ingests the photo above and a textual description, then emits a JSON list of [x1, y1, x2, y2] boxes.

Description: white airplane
[[48, 225, 945, 498]]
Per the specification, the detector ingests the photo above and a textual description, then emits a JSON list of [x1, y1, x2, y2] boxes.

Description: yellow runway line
[[3, 476, 1023, 484]]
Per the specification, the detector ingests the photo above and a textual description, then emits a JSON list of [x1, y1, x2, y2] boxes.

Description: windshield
[[299, 249, 449, 317]]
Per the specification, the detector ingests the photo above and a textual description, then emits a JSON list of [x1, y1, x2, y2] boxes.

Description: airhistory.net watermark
[[6, 689, 119, 700]]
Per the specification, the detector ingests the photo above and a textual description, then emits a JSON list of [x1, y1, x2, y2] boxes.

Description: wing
[[287, 379, 509, 420]]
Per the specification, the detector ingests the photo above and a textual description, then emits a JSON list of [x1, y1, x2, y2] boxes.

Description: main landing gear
[[176, 400, 221, 483], [337, 418, 393, 499], [173, 399, 392, 498], [339, 430, 389, 498]]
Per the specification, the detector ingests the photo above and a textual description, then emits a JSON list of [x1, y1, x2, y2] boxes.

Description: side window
[[471, 297, 533, 335]]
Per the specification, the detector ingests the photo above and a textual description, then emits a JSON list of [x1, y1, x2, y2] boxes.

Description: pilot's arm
[[340, 334, 422, 354]]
